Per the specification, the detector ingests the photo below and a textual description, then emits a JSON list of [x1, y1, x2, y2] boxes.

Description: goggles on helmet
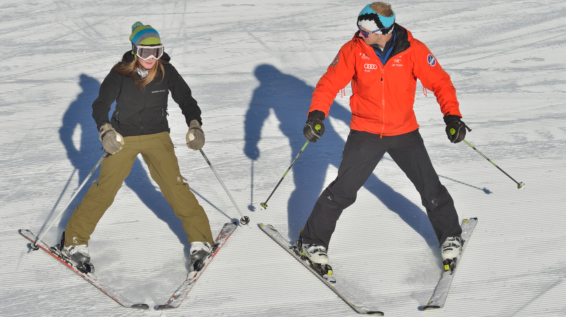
[[133, 44, 164, 60], [357, 24, 392, 37]]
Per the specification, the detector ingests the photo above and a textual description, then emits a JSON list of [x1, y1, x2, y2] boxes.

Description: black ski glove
[[444, 115, 470, 144], [303, 110, 325, 143]]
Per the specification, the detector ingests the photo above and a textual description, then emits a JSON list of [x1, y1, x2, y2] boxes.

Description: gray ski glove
[[99, 123, 124, 154], [186, 120, 205, 150]]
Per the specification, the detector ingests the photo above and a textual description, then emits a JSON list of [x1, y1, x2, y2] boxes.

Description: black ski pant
[[301, 129, 462, 249]]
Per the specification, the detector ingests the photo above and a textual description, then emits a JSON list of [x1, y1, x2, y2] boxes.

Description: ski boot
[[58, 232, 95, 274], [441, 236, 462, 272], [292, 232, 334, 282], [189, 241, 213, 272]]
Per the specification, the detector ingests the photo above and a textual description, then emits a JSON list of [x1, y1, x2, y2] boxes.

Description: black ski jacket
[[92, 51, 202, 137]]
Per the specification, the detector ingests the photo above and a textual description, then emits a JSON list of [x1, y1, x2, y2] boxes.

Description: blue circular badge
[[427, 54, 436, 67]]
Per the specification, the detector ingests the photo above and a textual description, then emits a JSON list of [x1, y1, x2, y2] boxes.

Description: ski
[[423, 217, 478, 310], [259, 223, 384, 315], [155, 222, 238, 310], [19, 229, 149, 309]]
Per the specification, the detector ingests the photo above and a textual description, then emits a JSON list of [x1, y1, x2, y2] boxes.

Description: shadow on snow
[[244, 64, 439, 248]]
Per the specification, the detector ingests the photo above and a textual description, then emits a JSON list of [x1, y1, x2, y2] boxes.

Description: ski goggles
[[133, 44, 164, 60], [357, 24, 392, 37]]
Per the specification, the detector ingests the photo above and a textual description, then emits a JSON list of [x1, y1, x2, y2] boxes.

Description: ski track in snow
[[1, 0, 566, 316]]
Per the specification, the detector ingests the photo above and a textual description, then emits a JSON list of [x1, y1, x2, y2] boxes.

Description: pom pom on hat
[[129, 21, 161, 46], [357, 4, 395, 35]]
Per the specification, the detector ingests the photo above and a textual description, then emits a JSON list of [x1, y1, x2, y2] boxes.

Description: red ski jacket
[[309, 25, 461, 136]]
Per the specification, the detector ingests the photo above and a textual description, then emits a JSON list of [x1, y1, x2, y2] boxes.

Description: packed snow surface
[[1, 0, 565, 316]]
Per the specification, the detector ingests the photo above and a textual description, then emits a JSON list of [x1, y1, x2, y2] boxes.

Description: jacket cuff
[[308, 110, 326, 121], [186, 116, 202, 127]]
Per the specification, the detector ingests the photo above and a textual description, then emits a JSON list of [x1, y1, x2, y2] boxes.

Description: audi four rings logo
[[364, 63, 378, 70]]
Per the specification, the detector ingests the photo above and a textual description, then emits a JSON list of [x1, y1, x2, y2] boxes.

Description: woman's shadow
[[244, 64, 438, 247], [56, 74, 190, 255]]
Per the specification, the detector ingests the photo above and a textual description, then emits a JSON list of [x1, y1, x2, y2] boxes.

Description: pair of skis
[[19, 222, 237, 310], [259, 217, 478, 315]]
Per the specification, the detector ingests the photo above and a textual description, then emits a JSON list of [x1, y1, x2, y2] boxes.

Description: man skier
[[299, 2, 469, 272]]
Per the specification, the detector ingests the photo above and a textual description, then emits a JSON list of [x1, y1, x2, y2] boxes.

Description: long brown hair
[[114, 56, 166, 90]]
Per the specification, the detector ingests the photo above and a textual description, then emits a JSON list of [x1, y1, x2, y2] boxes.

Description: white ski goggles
[[133, 44, 164, 60]]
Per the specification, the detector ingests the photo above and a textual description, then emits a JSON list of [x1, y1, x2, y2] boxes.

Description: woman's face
[[139, 57, 157, 70]]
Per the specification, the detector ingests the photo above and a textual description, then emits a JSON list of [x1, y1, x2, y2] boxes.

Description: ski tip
[[131, 303, 150, 309], [154, 304, 175, 310], [367, 312, 384, 316]]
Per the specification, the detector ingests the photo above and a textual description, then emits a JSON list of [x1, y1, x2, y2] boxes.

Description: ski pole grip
[[315, 124, 321, 131]]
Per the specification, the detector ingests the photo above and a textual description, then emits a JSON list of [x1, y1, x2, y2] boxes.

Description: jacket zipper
[[370, 44, 386, 139], [380, 66, 385, 138], [140, 86, 146, 135]]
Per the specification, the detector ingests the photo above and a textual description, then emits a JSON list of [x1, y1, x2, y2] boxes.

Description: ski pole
[[260, 123, 321, 209], [31, 151, 109, 250], [248, 160, 255, 211], [462, 139, 525, 189], [199, 149, 250, 225], [260, 140, 308, 209]]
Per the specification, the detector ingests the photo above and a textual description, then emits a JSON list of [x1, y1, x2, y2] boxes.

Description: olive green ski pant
[[64, 132, 213, 247]]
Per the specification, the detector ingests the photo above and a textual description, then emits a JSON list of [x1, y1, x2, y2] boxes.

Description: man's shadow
[[56, 74, 190, 254], [244, 64, 438, 247]]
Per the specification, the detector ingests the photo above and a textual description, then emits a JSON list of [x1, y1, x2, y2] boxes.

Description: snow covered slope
[[1, 0, 565, 316]]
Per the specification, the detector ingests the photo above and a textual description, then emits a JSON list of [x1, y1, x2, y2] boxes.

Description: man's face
[[358, 26, 393, 48]]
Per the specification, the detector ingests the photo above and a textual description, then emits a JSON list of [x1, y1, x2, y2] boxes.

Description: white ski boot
[[301, 243, 329, 265], [294, 241, 333, 281], [292, 230, 333, 280], [441, 236, 462, 271], [189, 242, 212, 272], [59, 231, 94, 274], [62, 244, 94, 273]]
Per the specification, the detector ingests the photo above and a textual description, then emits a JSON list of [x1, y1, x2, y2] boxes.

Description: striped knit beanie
[[357, 4, 396, 35], [129, 22, 161, 46]]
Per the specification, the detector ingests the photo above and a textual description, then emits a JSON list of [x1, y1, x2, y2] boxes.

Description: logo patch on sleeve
[[427, 54, 437, 67], [331, 53, 339, 67]]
